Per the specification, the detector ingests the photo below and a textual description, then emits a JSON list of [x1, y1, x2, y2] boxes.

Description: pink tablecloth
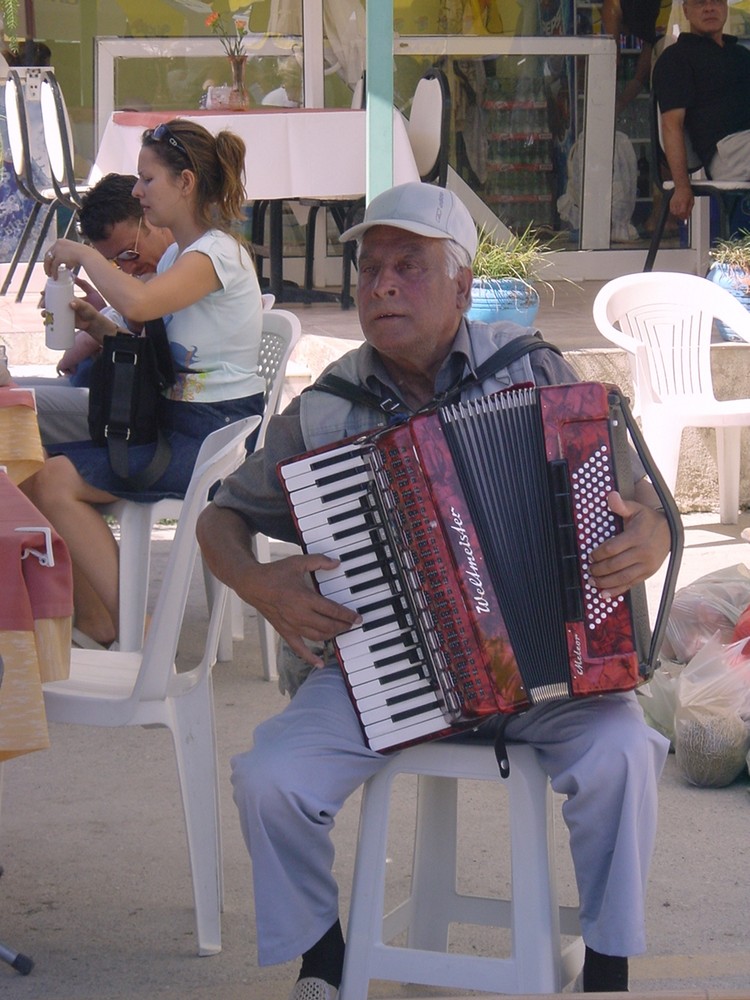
[[0, 472, 73, 761]]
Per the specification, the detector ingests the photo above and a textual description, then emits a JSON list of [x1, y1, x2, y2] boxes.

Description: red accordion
[[278, 382, 682, 753]]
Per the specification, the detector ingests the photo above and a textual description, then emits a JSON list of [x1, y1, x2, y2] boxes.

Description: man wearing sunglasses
[[17, 173, 173, 446]]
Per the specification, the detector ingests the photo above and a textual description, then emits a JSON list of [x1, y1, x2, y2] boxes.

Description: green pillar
[[365, 3, 394, 201]]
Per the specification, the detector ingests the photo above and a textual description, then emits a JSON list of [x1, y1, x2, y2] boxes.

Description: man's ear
[[456, 266, 473, 311]]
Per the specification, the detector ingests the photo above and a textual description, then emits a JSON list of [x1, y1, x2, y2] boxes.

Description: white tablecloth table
[[91, 108, 420, 301]]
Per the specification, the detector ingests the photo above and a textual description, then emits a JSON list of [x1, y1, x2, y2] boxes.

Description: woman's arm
[[45, 239, 223, 324]]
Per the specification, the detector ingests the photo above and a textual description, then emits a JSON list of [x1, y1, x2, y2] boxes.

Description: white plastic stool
[[340, 741, 584, 999]]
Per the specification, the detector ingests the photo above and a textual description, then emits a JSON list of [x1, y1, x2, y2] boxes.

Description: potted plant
[[468, 224, 556, 326], [706, 229, 750, 341], [0, 0, 18, 51]]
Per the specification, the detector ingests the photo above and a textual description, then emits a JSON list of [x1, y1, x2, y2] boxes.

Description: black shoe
[[583, 945, 628, 992]]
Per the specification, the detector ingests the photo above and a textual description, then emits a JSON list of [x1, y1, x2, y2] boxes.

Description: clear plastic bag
[[672, 634, 750, 787], [661, 564, 750, 663], [637, 659, 685, 746]]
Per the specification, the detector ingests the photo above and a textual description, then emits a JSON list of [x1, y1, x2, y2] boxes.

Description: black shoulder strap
[[439, 334, 562, 408], [145, 316, 177, 387], [308, 333, 562, 416]]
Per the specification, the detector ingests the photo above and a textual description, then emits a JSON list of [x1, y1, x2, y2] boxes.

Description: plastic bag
[[673, 634, 750, 787], [661, 563, 750, 663], [636, 659, 685, 746], [557, 131, 638, 242]]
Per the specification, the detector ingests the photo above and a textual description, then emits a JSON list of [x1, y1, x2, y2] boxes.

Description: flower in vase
[[205, 7, 252, 59]]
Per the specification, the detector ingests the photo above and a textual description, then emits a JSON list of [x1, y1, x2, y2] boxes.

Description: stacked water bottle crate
[[483, 75, 555, 234]]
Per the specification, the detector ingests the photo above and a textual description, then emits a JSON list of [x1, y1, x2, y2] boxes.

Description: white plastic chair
[[102, 309, 301, 677], [340, 741, 584, 999], [43, 413, 260, 957], [593, 271, 750, 524]]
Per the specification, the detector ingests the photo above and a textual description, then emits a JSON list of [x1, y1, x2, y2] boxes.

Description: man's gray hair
[[443, 238, 473, 277]]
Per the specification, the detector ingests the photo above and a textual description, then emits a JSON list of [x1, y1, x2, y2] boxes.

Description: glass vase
[[227, 55, 250, 110]]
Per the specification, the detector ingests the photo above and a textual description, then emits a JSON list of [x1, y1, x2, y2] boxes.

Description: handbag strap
[[104, 335, 172, 491], [309, 333, 562, 416]]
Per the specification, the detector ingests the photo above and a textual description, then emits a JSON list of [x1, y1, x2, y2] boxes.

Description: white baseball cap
[[339, 182, 478, 260]]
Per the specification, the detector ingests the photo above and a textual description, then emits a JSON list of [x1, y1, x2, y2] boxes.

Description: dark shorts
[[50, 393, 264, 503]]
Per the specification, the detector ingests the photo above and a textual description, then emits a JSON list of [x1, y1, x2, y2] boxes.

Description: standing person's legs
[[230, 664, 385, 969]]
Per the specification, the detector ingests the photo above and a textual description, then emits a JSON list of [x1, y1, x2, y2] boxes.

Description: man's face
[[355, 226, 472, 376], [91, 218, 164, 277], [683, 0, 728, 38]]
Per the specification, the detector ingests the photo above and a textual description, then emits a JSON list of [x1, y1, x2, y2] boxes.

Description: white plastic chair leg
[[169, 675, 223, 956], [716, 425, 742, 524], [639, 420, 683, 496], [116, 503, 159, 652], [251, 533, 278, 681], [202, 563, 235, 663]]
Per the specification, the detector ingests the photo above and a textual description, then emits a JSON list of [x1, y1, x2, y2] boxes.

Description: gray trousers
[[231, 664, 668, 967], [14, 376, 90, 447]]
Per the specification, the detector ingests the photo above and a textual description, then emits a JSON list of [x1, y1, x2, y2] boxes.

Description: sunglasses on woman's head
[[151, 122, 189, 158], [108, 216, 142, 263]]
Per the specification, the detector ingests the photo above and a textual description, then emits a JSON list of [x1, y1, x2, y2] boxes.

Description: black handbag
[[88, 318, 176, 491]]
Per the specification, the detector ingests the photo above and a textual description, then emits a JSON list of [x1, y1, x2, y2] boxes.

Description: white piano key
[[336, 613, 415, 650], [365, 705, 448, 750], [353, 672, 433, 710], [346, 652, 424, 689], [313, 547, 389, 584], [290, 484, 370, 522], [288, 468, 371, 508], [297, 504, 376, 538], [349, 670, 423, 701], [316, 564, 386, 598], [343, 644, 422, 677], [358, 685, 441, 726], [279, 445, 367, 486], [319, 583, 400, 618], [305, 527, 386, 558], [354, 589, 408, 617]]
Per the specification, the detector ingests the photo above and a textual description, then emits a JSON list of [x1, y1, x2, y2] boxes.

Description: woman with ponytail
[[27, 119, 265, 647]]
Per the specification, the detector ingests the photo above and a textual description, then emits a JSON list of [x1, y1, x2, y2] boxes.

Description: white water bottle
[[44, 264, 76, 350]]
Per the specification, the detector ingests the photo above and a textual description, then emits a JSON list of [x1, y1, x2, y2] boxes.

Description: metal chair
[[643, 90, 750, 272], [0, 68, 66, 303], [340, 742, 583, 999], [593, 271, 750, 523], [405, 67, 452, 188], [42, 414, 260, 957], [38, 69, 91, 217], [101, 309, 301, 680]]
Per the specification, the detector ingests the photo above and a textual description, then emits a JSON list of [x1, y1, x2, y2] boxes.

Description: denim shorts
[[51, 393, 264, 502]]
